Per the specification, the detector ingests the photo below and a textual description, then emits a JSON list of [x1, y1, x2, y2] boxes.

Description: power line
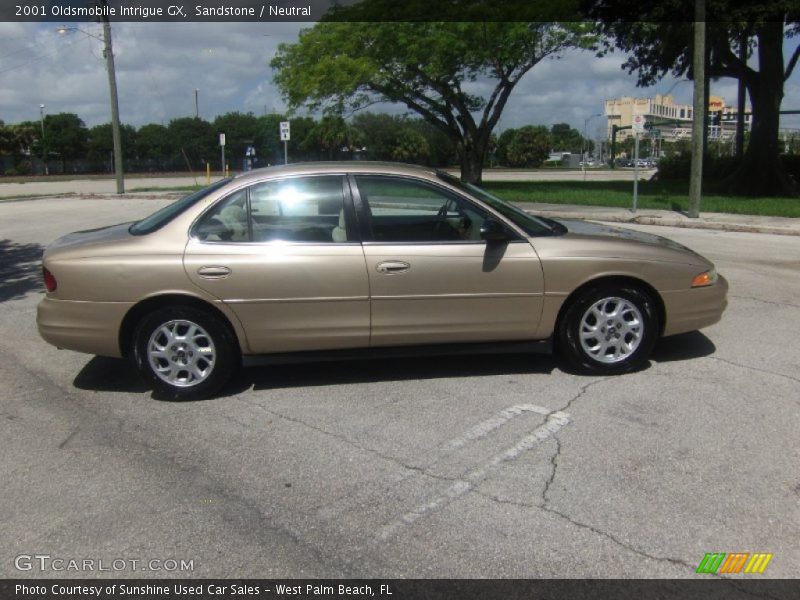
[[0, 36, 83, 75]]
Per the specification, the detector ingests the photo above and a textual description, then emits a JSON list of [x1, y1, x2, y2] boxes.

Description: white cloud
[[0, 21, 798, 134]]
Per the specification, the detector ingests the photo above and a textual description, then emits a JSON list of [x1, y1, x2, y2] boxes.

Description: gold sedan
[[37, 163, 727, 399]]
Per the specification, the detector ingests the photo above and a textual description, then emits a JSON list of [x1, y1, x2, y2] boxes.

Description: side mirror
[[480, 218, 508, 242]]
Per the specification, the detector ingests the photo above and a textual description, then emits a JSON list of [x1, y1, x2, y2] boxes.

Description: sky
[[1, 21, 799, 139]]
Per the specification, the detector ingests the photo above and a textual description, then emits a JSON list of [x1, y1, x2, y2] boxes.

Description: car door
[[183, 174, 370, 354], [351, 174, 544, 347]]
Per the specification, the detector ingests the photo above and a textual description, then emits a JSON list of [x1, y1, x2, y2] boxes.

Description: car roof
[[231, 161, 440, 185]]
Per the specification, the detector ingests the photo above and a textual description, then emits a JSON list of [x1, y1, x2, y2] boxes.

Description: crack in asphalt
[[0, 348, 349, 577], [532, 376, 716, 575], [538, 376, 606, 505], [540, 504, 703, 573], [708, 356, 800, 385], [245, 381, 602, 543], [465, 376, 706, 576], [541, 436, 561, 504], [235, 398, 462, 487], [728, 294, 800, 310], [466, 484, 702, 575], [559, 377, 606, 413], [57, 425, 80, 449], [8, 341, 787, 579]]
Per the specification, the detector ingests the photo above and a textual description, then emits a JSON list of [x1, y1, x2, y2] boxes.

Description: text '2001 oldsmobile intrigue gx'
[[38, 162, 727, 399]]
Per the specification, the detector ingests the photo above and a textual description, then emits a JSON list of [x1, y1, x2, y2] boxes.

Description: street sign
[[280, 121, 291, 141], [219, 133, 226, 146], [632, 114, 646, 133], [649, 128, 661, 138]]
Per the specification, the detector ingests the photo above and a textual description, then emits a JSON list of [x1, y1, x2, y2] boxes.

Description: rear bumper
[[661, 275, 729, 337], [37, 297, 132, 358]]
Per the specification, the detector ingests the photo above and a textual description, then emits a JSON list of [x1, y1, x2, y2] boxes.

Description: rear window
[[129, 178, 231, 236]]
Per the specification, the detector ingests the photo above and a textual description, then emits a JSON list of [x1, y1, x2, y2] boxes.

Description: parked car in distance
[[38, 162, 728, 400]]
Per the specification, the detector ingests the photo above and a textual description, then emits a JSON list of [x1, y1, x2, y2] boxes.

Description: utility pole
[[688, 0, 706, 218], [100, 0, 124, 194], [633, 132, 640, 212], [582, 113, 600, 181], [195, 89, 200, 118]]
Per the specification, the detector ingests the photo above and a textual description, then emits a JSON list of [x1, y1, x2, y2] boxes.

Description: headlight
[[691, 268, 718, 287]]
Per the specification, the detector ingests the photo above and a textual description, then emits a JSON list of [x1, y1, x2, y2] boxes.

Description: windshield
[[129, 178, 232, 236], [436, 172, 564, 237]]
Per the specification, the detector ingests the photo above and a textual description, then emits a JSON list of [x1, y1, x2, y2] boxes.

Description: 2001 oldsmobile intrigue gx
[[38, 162, 727, 400]]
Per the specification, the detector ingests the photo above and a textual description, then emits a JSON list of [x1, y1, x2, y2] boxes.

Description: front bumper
[[661, 275, 729, 337], [37, 297, 133, 358]]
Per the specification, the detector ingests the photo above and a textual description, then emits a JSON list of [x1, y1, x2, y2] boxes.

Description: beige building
[[605, 94, 751, 143]]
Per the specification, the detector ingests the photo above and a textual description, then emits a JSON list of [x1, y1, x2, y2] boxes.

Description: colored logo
[[696, 553, 773, 574]]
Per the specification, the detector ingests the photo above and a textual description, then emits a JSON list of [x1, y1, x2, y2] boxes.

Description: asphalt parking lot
[[1, 195, 798, 578]]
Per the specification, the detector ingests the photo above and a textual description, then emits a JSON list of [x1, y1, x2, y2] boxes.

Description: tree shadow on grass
[[0, 239, 45, 303]]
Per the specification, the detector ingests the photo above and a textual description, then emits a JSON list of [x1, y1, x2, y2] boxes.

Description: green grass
[[482, 180, 800, 218]]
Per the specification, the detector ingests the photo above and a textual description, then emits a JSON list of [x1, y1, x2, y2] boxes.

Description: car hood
[[45, 222, 134, 257], [555, 218, 697, 251], [547, 218, 711, 266]]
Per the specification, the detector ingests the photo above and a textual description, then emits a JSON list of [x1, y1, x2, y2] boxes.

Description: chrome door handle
[[376, 261, 410, 274], [197, 266, 231, 279]]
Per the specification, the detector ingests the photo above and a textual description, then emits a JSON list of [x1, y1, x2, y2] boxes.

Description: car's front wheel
[[557, 285, 658, 374], [132, 306, 239, 400]]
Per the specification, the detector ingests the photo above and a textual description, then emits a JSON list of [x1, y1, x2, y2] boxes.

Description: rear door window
[[194, 176, 351, 243], [250, 176, 348, 243]]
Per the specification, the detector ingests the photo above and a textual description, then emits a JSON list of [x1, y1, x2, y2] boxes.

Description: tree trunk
[[722, 22, 797, 197], [457, 137, 486, 185]]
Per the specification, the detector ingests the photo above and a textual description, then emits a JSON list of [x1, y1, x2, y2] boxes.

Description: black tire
[[557, 285, 659, 375], [132, 305, 239, 400]]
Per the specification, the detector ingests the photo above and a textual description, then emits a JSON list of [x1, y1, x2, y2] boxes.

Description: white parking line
[[379, 406, 570, 540], [442, 403, 552, 452]]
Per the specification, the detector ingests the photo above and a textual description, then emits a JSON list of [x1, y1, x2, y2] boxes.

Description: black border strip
[[2, 579, 800, 600], [1, 0, 782, 23]]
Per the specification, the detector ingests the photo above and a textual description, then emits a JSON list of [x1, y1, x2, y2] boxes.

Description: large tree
[[167, 117, 216, 168], [135, 123, 171, 161], [505, 125, 553, 167], [351, 112, 452, 165], [0, 122, 37, 160], [213, 112, 260, 161], [586, 0, 800, 196], [38, 113, 88, 163], [302, 115, 364, 160], [550, 122, 588, 153], [271, 20, 594, 183], [87, 122, 137, 162]]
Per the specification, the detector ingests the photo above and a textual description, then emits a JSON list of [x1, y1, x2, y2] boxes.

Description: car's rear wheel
[[133, 306, 238, 400], [557, 285, 658, 374]]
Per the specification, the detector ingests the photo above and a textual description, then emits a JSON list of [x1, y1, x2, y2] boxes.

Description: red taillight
[[43, 266, 57, 292]]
